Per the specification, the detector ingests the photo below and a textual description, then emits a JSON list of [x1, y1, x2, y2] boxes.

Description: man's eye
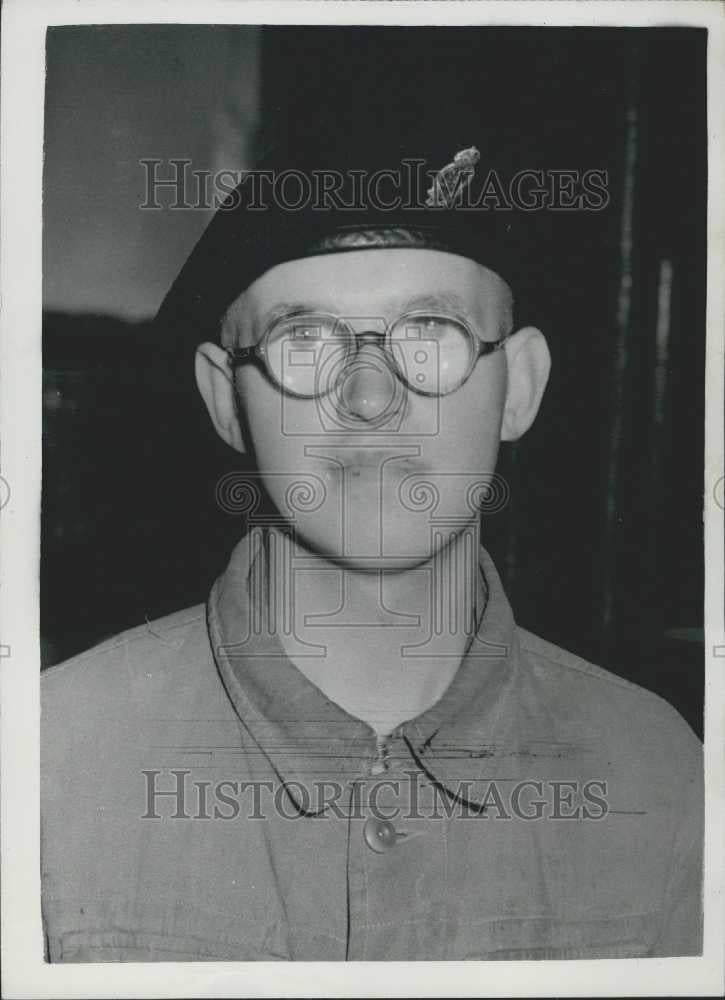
[[392, 314, 469, 343], [422, 317, 453, 338], [295, 325, 320, 339], [272, 316, 340, 342]]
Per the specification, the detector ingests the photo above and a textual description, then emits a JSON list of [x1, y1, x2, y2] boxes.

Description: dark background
[[42, 26, 706, 738]]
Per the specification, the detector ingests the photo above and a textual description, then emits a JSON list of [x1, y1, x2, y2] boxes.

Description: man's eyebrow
[[255, 301, 336, 331], [398, 292, 472, 316], [256, 293, 473, 328]]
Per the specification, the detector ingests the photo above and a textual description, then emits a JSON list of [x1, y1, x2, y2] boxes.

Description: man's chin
[[286, 522, 458, 572], [309, 550, 435, 574]]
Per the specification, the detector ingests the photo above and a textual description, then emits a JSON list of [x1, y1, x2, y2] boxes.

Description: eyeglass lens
[[265, 313, 478, 398]]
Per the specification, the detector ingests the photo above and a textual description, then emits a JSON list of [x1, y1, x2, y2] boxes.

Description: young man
[[41, 126, 703, 961]]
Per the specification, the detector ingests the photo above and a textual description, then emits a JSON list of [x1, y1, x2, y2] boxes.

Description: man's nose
[[335, 338, 403, 425]]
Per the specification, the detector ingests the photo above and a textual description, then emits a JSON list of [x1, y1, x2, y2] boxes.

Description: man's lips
[[314, 448, 425, 471]]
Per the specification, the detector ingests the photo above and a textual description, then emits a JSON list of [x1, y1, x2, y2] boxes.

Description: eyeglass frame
[[225, 309, 508, 399]]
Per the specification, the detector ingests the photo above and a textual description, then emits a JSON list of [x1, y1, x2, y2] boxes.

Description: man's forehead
[[225, 249, 511, 337]]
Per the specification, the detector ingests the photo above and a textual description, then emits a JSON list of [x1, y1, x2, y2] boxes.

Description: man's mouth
[[301, 448, 425, 488], [352, 449, 418, 465]]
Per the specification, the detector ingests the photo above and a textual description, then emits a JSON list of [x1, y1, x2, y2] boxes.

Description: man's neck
[[266, 525, 484, 735]]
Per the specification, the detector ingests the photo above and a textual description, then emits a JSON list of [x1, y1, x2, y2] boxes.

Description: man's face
[[222, 248, 512, 569]]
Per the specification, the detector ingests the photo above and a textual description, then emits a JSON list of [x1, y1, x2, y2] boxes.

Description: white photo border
[[1, 1, 723, 997]]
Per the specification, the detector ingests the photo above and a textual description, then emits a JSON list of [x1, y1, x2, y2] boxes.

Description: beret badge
[[425, 146, 480, 208]]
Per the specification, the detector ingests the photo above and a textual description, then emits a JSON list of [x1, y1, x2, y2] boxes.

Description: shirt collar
[[207, 527, 523, 809]]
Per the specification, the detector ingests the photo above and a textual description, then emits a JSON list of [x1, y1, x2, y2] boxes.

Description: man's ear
[[500, 327, 551, 441], [194, 342, 246, 453]]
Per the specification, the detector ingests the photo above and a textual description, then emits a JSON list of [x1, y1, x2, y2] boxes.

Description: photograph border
[[1, 1, 723, 997]]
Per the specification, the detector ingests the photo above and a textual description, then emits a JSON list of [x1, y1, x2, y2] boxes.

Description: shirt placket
[[344, 745, 451, 961]]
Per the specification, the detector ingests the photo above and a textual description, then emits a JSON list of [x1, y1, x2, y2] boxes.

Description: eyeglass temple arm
[[476, 334, 509, 358], [226, 345, 266, 370]]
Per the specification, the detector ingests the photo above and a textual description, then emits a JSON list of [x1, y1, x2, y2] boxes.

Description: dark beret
[[156, 115, 562, 345]]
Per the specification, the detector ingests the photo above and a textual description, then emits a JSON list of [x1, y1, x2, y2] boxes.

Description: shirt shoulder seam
[[517, 628, 702, 749], [518, 630, 642, 694], [42, 610, 206, 679]]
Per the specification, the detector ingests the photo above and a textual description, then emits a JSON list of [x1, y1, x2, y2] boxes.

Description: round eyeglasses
[[225, 311, 507, 399]]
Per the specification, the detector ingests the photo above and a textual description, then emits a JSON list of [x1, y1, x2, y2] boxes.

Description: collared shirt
[[41, 530, 703, 961]]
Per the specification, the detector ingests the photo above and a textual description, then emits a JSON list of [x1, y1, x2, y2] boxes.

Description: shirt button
[[364, 816, 398, 853]]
